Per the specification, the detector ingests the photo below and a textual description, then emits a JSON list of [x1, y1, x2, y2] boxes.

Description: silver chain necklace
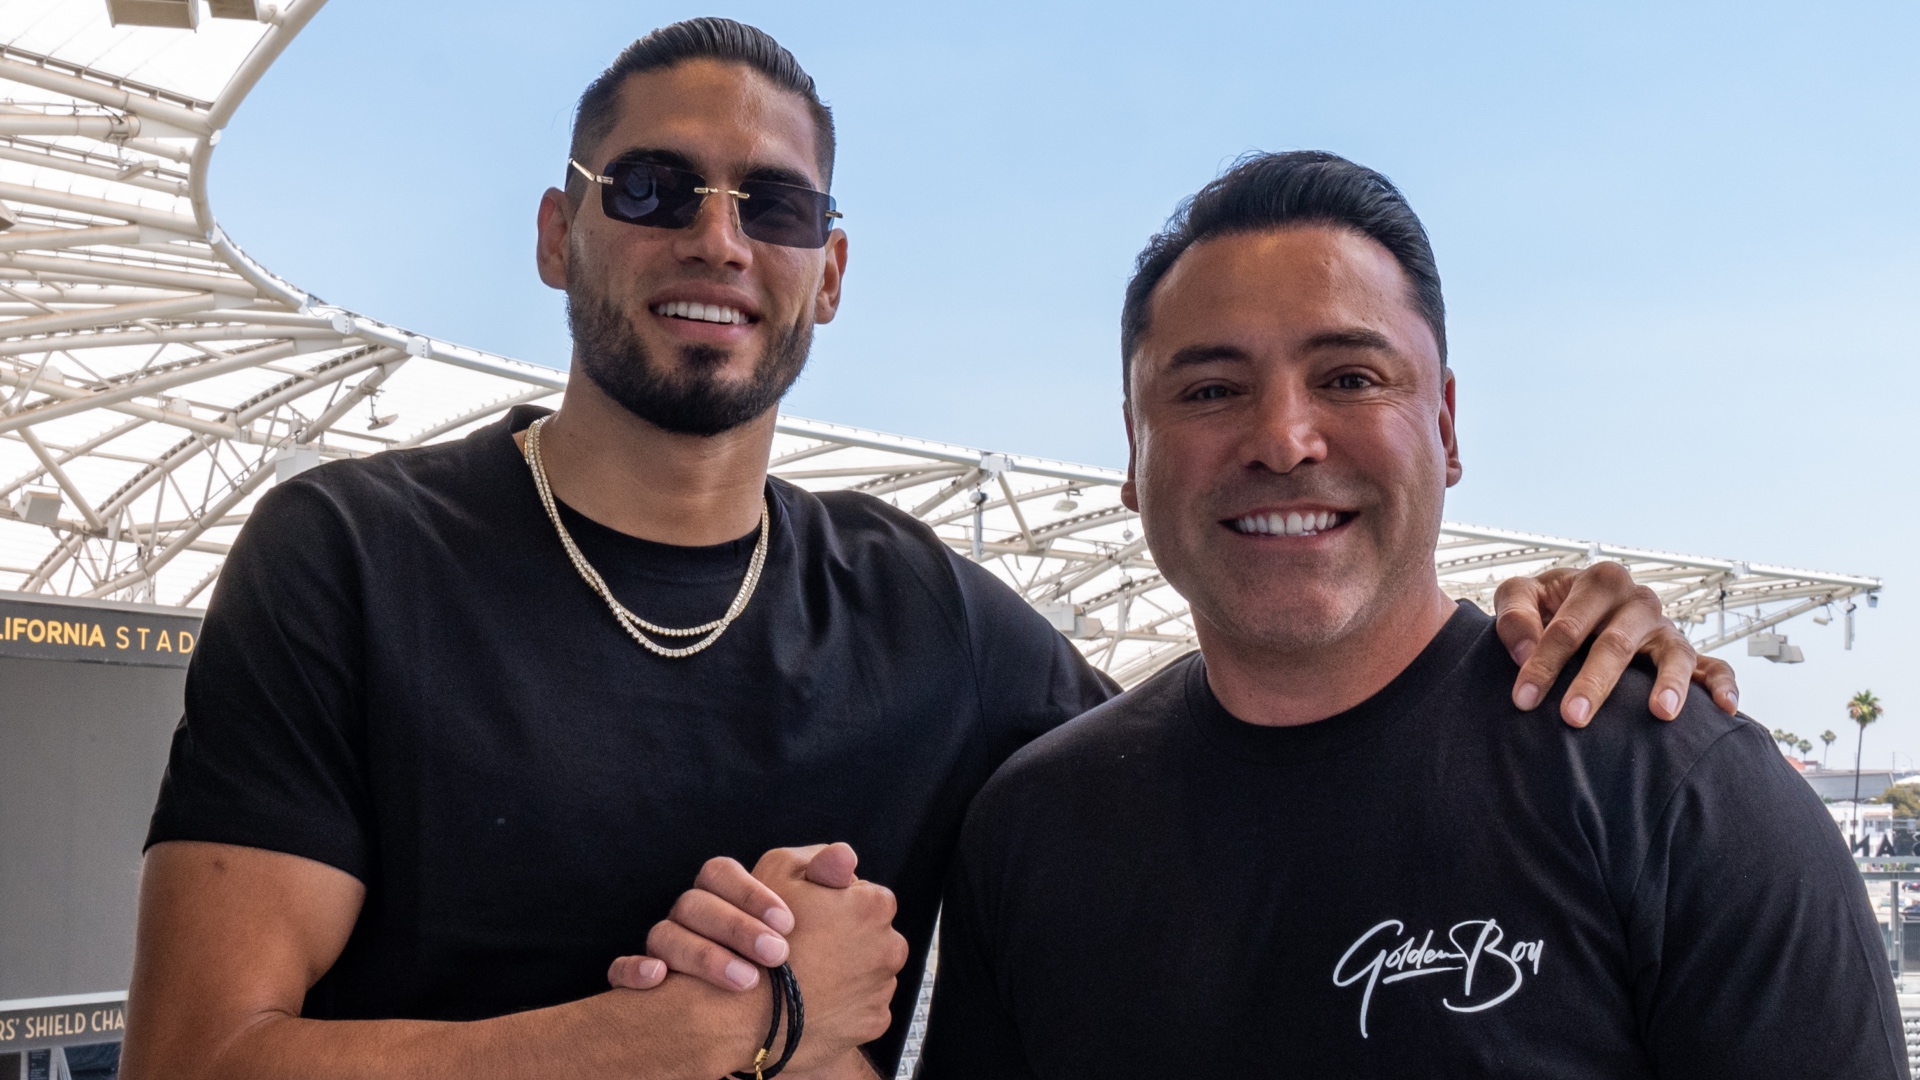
[[522, 415, 771, 659]]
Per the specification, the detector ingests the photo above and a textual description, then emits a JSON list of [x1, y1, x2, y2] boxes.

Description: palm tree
[[1850, 691, 1886, 839], [1798, 739, 1813, 758], [1822, 729, 1838, 766]]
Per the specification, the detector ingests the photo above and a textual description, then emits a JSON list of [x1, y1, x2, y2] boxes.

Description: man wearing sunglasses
[[123, 19, 1738, 1080]]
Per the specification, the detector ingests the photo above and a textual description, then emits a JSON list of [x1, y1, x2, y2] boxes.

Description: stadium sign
[[0, 596, 200, 669], [0, 992, 126, 1080]]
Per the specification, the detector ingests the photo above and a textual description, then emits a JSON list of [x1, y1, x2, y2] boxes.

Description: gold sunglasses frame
[[567, 158, 844, 230]]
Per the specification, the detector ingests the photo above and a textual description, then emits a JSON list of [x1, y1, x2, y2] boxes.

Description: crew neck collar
[[489, 404, 784, 578], [1185, 601, 1490, 765]]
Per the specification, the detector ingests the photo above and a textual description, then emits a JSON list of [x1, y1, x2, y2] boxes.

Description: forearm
[[129, 979, 767, 1080]]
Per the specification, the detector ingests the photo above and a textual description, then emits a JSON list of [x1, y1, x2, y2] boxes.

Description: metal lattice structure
[[0, 0, 1882, 683]]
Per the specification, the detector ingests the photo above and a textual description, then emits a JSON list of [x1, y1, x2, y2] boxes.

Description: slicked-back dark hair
[[1121, 151, 1446, 392], [567, 18, 835, 197]]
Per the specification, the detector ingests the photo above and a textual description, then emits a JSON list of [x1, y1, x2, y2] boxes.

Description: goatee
[[566, 283, 810, 437]]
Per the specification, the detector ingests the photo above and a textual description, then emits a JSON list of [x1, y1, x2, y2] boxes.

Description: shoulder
[[283, 422, 508, 515], [783, 481, 953, 554], [967, 653, 1196, 819], [781, 481, 1052, 624], [1558, 647, 1763, 774], [1465, 626, 1791, 814], [775, 481, 961, 597], [239, 421, 514, 550]]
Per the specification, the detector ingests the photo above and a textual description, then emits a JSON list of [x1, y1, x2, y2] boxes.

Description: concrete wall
[[0, 624, 189, 1001]]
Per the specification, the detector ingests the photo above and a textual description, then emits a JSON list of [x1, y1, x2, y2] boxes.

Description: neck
[[518, 371, 773, 547], [1199, 576, 1457, 728]]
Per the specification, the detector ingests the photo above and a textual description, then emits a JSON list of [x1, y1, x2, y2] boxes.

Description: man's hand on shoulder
[[1494, 562, 1740, 728], [611, 843, 905, 1075]]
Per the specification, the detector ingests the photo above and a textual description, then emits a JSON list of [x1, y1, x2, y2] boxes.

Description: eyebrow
[[606, 147, 819, 191], [1166, 344, 1252, 369], [1302, 327, 1395, 353], [1164, 327, 1399, 370]]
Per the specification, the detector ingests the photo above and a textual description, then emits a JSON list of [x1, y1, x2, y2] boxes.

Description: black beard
[[566, 283, 810, 438]]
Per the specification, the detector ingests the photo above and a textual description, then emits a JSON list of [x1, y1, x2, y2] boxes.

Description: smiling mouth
[[651, 301, 755, 326], [1226, 510, 1355, 537]]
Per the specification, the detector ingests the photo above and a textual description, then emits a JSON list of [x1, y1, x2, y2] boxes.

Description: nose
[[1240, 382, 1328, 475], [670, 188, 753, 270]]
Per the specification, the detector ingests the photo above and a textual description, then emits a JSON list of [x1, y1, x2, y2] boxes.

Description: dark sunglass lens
[[602, 162, 704, 228], [608, 167, 660, 219], [737, 181, 833, 248]]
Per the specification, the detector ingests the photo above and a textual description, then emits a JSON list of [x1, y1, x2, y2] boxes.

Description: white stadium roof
[[0, 0, 1883, 684]]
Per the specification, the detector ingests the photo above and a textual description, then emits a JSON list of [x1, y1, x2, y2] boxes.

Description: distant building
[[1799, 769, 1916, 805]]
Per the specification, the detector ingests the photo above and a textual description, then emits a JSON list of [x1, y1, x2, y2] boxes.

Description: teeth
[[1232, 511, 1345, 536], [653, 301, 748, 325]]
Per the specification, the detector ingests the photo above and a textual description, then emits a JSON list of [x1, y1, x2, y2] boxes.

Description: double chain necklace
[[522, 415, 770, 659]]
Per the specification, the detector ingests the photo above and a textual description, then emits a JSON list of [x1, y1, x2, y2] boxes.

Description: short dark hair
[[567, 18, 836, 196], [1120, 151, 1446, 390]]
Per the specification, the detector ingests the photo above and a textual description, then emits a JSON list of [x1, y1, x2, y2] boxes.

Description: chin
[[1198, 581, 1370, 654]]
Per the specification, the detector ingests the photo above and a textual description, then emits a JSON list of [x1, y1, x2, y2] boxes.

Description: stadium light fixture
[[1748, 632, 1806, 664], [11, 489, 63, 527], [105, 0, 199, 29]]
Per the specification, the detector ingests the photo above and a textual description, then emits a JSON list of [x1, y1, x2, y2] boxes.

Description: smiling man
[[917, 152, 1903, 1078], [124, 23, 1741, 1080]]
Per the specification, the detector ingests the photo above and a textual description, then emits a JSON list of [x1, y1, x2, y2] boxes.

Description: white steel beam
[[0, 0, 1880, 677]]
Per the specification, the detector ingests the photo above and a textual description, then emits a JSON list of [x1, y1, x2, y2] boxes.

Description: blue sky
[[211, 1, 1919, 765]]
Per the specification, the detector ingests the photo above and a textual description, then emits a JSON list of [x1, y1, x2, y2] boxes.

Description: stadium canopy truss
[[0, 0, 1883, 685]]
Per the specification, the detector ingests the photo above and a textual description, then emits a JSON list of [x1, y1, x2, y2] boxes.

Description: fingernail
[[639, 958, 663, 981], [765, 907, 794, 935], [754, 934, 787, 965], [725, 960, 758, 989], [1515, 683, 1542, 711], [1727, 690, 1739, 711], [1566, 696, 1591, 726], [1512, 640, 1536, 666], [1658, 689, 1680, 717]]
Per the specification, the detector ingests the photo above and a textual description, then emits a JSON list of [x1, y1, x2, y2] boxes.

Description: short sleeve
[[144, 474, 374, 882], [918, 800, 1044, 1080], [946, 550, 1117, 764], [1629, 721, 1909, 1077]]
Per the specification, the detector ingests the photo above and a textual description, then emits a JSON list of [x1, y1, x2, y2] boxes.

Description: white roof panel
[[0, 0, 1880, 680]]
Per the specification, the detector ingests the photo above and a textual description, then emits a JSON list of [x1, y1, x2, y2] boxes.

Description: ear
[[813, 227, 850, 325], [1120, 398, 1141, 512], [1439, 366, 1461, 488], [536, 187, 576, 291]]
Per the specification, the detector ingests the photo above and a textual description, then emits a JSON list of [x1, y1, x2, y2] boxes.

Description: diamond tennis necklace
[[522, 415, 770, 659]]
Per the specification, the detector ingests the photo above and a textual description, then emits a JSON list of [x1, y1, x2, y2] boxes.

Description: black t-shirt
[[145, 406, 1115, 1070], [920, 603, 1906, 1078]]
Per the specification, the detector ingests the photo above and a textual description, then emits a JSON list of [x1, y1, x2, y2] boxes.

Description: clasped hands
[[608, 842, 906, 1077], [605, 564, 1738, 1074]]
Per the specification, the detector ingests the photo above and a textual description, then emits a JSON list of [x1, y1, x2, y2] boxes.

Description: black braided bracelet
[[729, 962, 804, 1080]]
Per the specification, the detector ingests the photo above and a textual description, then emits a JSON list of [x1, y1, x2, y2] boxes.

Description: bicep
[[124, 841, 365, 1076]]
